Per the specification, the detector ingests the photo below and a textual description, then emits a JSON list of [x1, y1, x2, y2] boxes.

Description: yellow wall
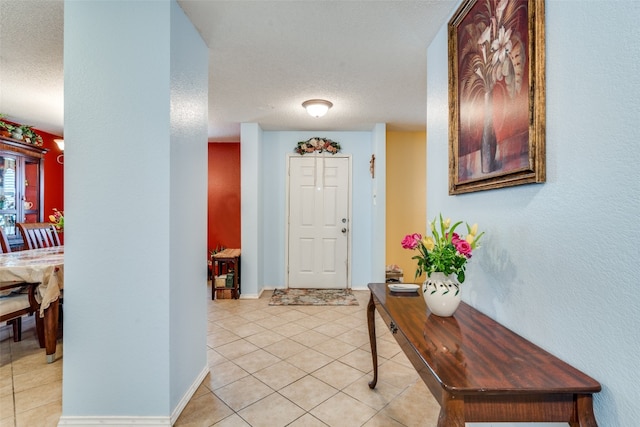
[[386, 131, 427, 284]]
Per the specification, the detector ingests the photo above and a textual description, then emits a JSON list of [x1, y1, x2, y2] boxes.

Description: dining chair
[[0, 228, 40, 342], [17, 222, 61, 250], [0, 227, 10, 253]]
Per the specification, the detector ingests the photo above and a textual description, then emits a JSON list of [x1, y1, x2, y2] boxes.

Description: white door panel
[[288, 156, 350, 289]]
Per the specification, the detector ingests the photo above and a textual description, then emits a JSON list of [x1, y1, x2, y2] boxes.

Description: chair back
[[0, 228, 10, 253], [17, 223, 61, 250]]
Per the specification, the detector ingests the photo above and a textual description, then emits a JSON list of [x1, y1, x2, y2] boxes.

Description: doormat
[[269, 288, 359, 306]]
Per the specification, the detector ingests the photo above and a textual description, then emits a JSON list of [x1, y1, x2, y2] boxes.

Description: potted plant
[[20, 125, 42, 145], [0, 115, 17, 139], [402, 214, 485, 317], [0, 114, 10, 138], [10, 125, 23, 140]]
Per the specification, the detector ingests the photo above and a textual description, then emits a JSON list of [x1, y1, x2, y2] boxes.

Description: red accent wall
[[38, 129, 65, 219], [207, 143, 241, 254]]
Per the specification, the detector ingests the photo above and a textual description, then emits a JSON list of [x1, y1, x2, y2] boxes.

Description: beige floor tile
[[270, 322, 309, 338], [294, 315, 329, 330], [339, 348, 375, 373], [272, 309, 309, 322], [263, 338, 307, 359], [243, 330, 285, 349], [233, 349, 281, 374], [285, 348, 333, 374], [174, 390, 234, 426], [341, 376, 405, 411], [214, 375, 274, 411], [289, 330, 330, 348], [14, 399, 61, 427], [0, 393, 15, 422], [0, 340, 11, 366], [311, 360, 365, 390], [279, 375, 338, 411], [212, 413, 251, 426], [0, 415, 15, 427], [361, 412, 406, 427], [249, 315, 285, 331], [252, 360, 307, 390], [335, 329, 370, 348], [205, 361, 249, 390], [215, 339, 259, 360], [293, 305, 331, 316], [286, 413, 329, 427], [207, 348, 229, 367], [313, 339, 357, 360], [12, 362, 62, 394], [369, 336, 402, 360], [375, 360, 420, 390], [13, 381, 61, 414], [312, 310, 348, 322], [389, 350, 414, 369], [311, 321, 351, 338], [378, 381, 440, 427], [0, 365, 13, 397], [206, 328, 241, 348], [8, 352, 46, 377], [237, 309, 274, 323], [223, 321, 268, 339], [237, 392, 305, 427], [310, 392, 377, 427]]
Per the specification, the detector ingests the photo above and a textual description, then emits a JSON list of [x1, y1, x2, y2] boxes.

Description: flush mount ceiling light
[[302, 99, 333, 118]]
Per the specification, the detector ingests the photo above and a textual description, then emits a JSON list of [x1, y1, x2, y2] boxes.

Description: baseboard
[[58, 416, 171, 426], [171, 364, 209, 424], [58, 364, 209, 427]]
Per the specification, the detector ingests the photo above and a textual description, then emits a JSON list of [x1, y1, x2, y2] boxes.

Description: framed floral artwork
[[448, 0, 546, 194]]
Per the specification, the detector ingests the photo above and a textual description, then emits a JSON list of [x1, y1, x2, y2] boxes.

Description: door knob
[[341, 228, 347, 234]]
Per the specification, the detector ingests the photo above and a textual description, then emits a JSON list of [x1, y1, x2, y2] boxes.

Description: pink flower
[[455, 240, 472, 258], [401, 233, 422, 250]]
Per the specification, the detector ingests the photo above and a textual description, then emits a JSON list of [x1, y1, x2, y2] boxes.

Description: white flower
[[491, 26, 512, 66]]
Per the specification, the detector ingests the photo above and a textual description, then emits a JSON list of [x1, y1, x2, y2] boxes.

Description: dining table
[[0, 245, 64, 363]]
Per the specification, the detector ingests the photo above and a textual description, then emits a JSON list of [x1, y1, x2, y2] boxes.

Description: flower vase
[[422, 272, 461, 317], [481, 91, 497, 173]]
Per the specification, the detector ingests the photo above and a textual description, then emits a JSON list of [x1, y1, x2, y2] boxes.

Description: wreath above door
[[294, 137, 341, 155]]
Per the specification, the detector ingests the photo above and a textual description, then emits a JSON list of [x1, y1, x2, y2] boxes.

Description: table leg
[[437, 392, 465, 427], [367, 292, 378, 389], [570, 394, 599, 427], [43, 299, 59, 363], [233, 259, 239, 299]]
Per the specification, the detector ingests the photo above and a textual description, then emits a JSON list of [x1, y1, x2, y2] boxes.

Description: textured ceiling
[[0, 0, 456, 141]]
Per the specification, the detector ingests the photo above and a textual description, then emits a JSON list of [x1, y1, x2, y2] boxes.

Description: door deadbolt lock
[[342, 218, 347, 223]]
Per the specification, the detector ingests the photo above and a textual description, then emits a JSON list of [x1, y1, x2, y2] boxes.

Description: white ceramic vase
[[422, 272, 461, 317]]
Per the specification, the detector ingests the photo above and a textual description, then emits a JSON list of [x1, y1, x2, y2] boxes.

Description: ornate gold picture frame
[[448, 0, 545, 194]]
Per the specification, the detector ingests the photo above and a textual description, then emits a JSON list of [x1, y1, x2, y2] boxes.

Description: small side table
[[212, 249, 241, 299]]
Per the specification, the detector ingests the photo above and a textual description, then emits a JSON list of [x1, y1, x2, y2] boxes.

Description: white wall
[[240, 129, 382, 297], [426, 1, 640, 426], [62, 0, 208, 423]]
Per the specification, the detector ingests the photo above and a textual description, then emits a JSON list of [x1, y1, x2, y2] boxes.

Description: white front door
[[287, 155, 350, 289]]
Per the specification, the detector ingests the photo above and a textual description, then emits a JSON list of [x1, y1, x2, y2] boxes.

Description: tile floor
[[0, 289, 441, 426]]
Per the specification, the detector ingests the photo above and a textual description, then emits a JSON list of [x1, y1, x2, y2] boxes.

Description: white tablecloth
[[0, 246, 64, 316]]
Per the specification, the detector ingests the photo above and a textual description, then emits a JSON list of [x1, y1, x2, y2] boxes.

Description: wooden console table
[[212, 249, 240, 299], [367, 283, 601, 426]]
